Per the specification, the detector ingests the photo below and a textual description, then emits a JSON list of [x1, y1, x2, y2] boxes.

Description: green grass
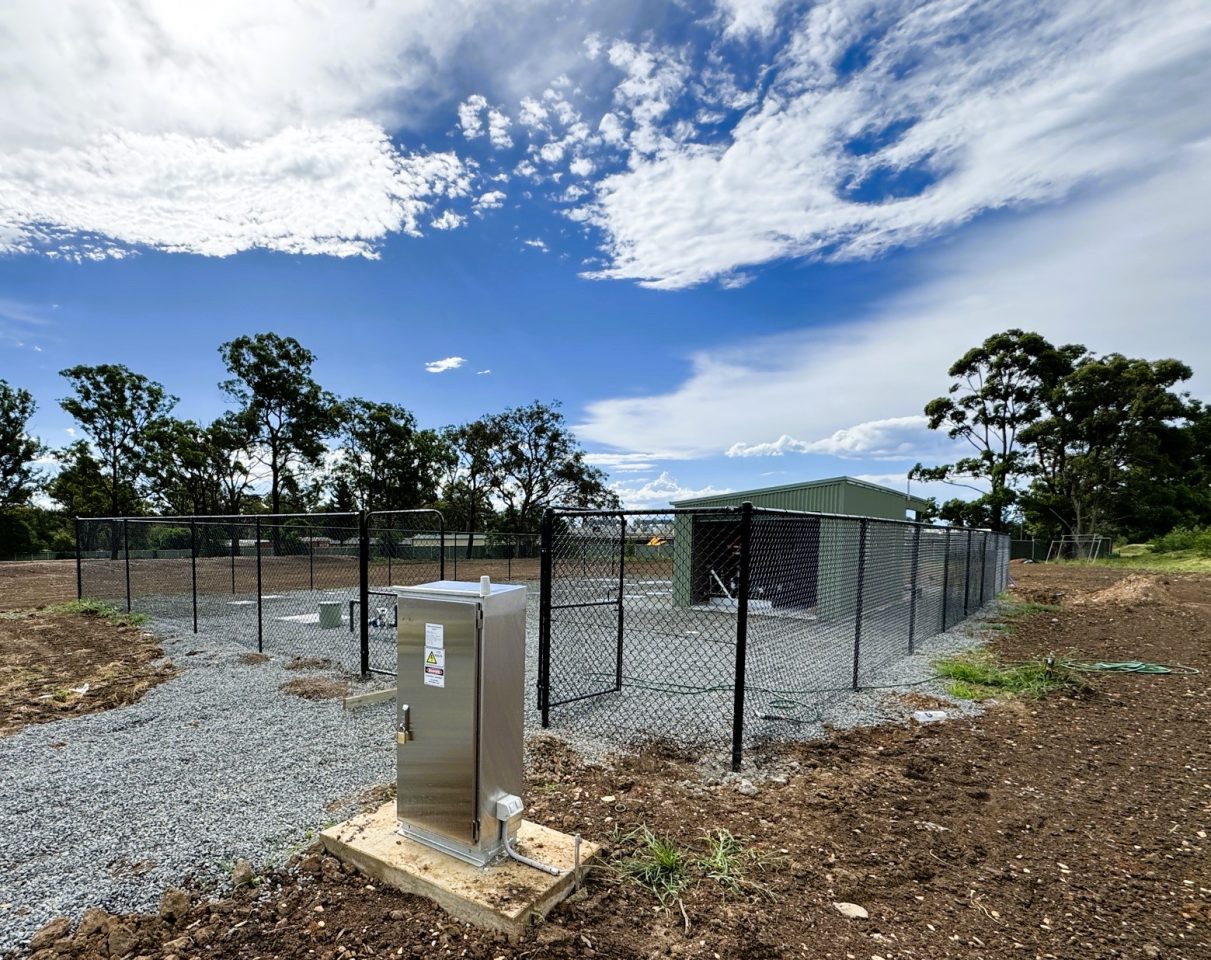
[[613, 826, 693, 905], [51, 599, 149, 628], [998, 600, 1062, 616], [612, 826, 777, 905], [934, 650, 1091, 702], [1083, 546, 1211, 573]]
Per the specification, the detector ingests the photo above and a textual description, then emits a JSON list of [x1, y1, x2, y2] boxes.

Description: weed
[[613, 826, 692, 905], [697, 830, 774, 898], [613, 826, 777, 905], [998, 600, 1062, 616], [934, 651, 1091, 701], [51, 599, 149, 628]]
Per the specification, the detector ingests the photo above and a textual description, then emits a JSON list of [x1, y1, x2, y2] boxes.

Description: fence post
[[359, 512, 370, 679], [851, 518, 868, 691], [979, 531, 988, 606], [538, 509, 554, 728], [74, 518, 82, 600], [230, 523, 236, 595], [309, 526, 315, 591], [438, 514, 446, 581], [907, 523, 921, 654], [190, 519, 198, 634], [615, 516, 626, 692], [123, 519, 131, 613], [255, 517, 263, 654], [731, 502, 754, 772], [963, 529, 973, 615], [940, 528, 951, 631]]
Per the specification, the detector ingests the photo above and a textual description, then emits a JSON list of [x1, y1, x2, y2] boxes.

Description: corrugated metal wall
[[675, 478, 915, 521]]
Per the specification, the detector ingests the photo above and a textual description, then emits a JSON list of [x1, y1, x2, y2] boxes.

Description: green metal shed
[[671, 475, 931, 519], [669, 477, 932, 615]]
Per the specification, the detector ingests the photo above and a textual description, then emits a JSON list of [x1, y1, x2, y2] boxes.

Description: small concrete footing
[[320, 801, 600, 937]]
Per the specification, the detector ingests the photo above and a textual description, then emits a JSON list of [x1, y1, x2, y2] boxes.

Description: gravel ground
[[0, 621, 394, 955], [1, 578, 1001, 953]]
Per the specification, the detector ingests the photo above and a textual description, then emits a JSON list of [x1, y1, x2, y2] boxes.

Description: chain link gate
[[537, 509, 627, 720]]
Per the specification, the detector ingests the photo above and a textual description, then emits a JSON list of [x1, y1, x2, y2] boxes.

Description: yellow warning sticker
[[424, 647, 445, 687]]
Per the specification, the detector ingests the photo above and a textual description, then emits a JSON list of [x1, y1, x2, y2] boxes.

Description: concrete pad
[[320, 801, 600, 937]]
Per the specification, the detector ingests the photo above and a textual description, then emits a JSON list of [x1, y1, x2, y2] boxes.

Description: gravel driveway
[[0, 624, 394, 954]]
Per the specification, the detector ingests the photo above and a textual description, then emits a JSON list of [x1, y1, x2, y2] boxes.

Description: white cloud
[[457, 94, 488, 139], [65, 427, 76, 438], [523, 238, 549, 252], [584, 452, 664, 473], [583, 0, 1211, 288], [476, 368, 492, 375], [518, 97, 549, 128], [577, 143, 1211, 460], [726, 416, 937, 460], [714, 0, 790, 38], [487, 109, 514, 149], [430, 209, 466, 230], [1, 123, 471, 257], [610, 471, 732, 509], [474, 190, 507, 212], [424, 356, 467, 373], [0, 1, 514, 258], [569, 156, 594, 177]]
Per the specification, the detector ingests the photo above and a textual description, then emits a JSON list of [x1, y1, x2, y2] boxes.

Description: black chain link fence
[[77, 511, 445, 677], [537, 504, 1010, 769]]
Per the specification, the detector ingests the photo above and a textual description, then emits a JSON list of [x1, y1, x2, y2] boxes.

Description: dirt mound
[[1072, 573, 1167, 606], [279, 677, 348, 700]]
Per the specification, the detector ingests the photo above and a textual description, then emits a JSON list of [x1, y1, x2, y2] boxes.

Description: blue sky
[[2, 0, 1210, 508]]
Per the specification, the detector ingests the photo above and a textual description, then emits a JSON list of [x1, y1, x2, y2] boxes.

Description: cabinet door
[[396, 596, 480, 844]]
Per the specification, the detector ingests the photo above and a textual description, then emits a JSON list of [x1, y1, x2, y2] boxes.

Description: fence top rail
[[546, 503, 1002, 536], [78, 511, 362, 523], [366, 508, 444, 518]]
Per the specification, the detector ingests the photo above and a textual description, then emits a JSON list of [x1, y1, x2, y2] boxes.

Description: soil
[[20, 563, 1211, 960], [0, 608, 175, 737], [0, 561, 78, 609], [0, 555, 540, 613], [279, 677, 350, 701]]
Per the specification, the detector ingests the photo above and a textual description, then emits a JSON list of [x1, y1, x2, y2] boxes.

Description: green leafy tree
[[1020, 354, 1194, 540], [0, 379, 45, 507], [441, 417, 502, 555], [910, 330, 1082, 532], [332, 399, 454, 512], [218, 333, 335, 517], [151, 415, 253, 516], [59, 364, 177, 523], [486, 400, 619, 533]]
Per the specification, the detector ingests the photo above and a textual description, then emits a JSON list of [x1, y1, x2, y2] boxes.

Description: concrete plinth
[[320, 801, 600, 937]]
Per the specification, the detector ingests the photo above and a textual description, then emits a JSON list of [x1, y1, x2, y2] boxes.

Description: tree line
[[0, 332, 618, 556], [912, 329, 1211, 541]]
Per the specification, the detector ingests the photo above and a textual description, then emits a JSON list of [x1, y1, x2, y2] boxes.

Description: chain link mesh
[[540, 508, 1011, 760]]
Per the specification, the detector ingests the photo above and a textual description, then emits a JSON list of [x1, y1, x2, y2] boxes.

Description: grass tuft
[[697, 829, 775, 898], [613, 826, 692, 905], [934, 650, 1092, 702], [51, 599, 149, 628], [612, 825, 777, 906]]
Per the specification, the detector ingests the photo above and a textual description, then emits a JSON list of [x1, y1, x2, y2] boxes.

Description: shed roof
[[670, 475, 932, 515]]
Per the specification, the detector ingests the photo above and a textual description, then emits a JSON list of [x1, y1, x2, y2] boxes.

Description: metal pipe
[[190, 519, 198, 634], [358, 512, 370, 679], [907, 523, 921, 654], [74, 517, 82, 600], [538, 508, 554, 727], [851, 518, 868, 691], [123, 519, 131, 613], [256, 517, 263, 654], [615, 515, 626, 692], [939, 528, 951, 631], [730, 501, 753, 772]]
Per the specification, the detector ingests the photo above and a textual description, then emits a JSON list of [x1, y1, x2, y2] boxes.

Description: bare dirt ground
[[17, 563, 1211, 960], [0, 607, 175, 737], [0, 556, 540, 613], [0, 561, 77, 610]]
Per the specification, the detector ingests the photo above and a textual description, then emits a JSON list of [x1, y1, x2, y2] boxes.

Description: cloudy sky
[[2, 0, 1209, 508]]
